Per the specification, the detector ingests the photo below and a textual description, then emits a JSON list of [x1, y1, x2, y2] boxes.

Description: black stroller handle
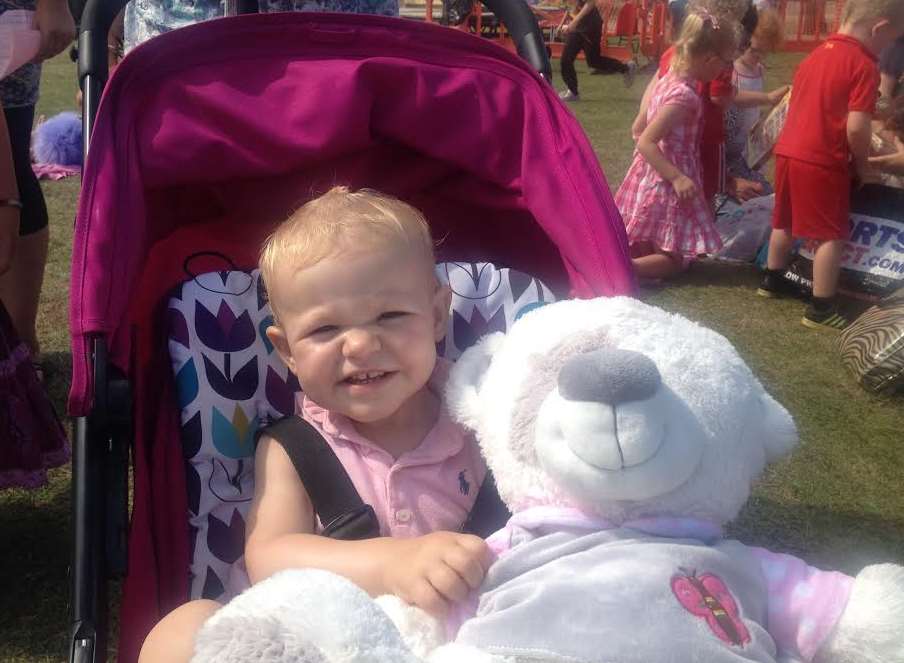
[[480, 0, 552, 81], [77, 0, 551, 149]]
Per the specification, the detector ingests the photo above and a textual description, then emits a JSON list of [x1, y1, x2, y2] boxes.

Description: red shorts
[[771, 156, 851, 241]]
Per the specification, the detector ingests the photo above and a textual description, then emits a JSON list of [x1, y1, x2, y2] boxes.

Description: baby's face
[[742, 38, 766, 66], [267, 245, 450, 425]]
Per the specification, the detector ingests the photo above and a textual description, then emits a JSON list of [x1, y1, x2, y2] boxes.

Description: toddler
[[616, 6, 739, 279], [724, 8, 789, 198], [138, 187, 491, 663], [758, 0, 904, 330], [635, 0, 753, 201]]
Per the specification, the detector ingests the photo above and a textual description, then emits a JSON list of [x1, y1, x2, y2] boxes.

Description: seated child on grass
[[138, 186, 491, 663], [634, 0, 756, 201], [615, 2, 739, 280]]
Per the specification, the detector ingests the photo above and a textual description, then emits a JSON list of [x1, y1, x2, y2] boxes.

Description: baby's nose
[[342, 328, 381, 357], [557, 347, 661, 405]]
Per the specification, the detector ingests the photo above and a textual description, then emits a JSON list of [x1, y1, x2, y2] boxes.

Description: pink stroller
[[68, 4, 633, 662]]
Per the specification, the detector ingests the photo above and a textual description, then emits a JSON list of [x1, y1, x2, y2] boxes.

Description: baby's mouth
[[342, 371, 393, 386]]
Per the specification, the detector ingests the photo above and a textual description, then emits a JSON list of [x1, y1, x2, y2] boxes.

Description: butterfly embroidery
[[671, 569, 751, 647]]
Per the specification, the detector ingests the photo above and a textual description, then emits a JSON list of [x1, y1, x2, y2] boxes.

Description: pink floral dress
[[615, 73, 723, 257]]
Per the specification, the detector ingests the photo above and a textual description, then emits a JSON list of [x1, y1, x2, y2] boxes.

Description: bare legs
[[766, 229, 843, 299], [765, 228, 793, 271], [809, 239, 844, 298], [0, 226, 48, 355], [631, 250, 686, 280]]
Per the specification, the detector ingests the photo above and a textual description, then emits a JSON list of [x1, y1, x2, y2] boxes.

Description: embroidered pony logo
[[671, 569, 751, 647], [458, 470, 470, 496]]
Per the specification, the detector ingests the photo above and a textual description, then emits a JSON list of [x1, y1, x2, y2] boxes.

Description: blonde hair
[[259, 186, 435, 318], [752, 8, 784, 51], [670, 0, 740, 74], [842, 0, 904, 26]]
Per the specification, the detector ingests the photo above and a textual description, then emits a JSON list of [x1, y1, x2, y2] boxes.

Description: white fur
[[445, 331, 505, 433], [758, 392, 798, 462], [374, 595, 445, 659], [427, 643, 517, 663], [448, 296, 799, 524], [534, 386, 706, 502], [193, 569, 420, 663], [814, 564, 904, 663]]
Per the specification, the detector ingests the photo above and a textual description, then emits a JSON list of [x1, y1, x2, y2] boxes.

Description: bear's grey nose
[[558, 348, 661, 405]]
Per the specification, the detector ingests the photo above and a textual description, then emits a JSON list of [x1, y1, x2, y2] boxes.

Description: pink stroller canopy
[[69, 12, 632, 414]]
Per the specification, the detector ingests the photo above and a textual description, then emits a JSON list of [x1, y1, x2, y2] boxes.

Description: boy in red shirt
[[757, 0, 904, 330]]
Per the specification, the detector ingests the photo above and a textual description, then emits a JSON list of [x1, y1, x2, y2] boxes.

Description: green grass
[[1, 49, 903, 662]]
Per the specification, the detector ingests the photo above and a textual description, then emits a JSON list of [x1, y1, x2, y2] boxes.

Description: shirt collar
[[298, 358, 465, 464], [826, 33, 879, 62]]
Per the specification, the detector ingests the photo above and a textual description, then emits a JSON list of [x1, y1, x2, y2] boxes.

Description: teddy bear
[[192, 297, 904, 663]]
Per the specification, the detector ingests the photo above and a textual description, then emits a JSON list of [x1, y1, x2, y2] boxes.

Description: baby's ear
[[433, 282, 453, 343], [266, 324, 296, 375], [446, 332, 506, 431]]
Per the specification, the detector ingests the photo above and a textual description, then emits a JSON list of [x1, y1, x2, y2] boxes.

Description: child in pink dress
[[616, 5, 740, 279]]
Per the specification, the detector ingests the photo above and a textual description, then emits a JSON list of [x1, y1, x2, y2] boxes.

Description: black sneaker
[[801, 305, 850, 331], [756, 270, 799, 299]]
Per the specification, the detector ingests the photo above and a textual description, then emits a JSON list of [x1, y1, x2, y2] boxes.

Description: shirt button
[[396, 509, 413, 523]]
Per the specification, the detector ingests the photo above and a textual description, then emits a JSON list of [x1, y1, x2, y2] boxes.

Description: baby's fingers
[[407, 579, 450, 618], [444, 545, 488, 590], [428, 563, 471, 603]]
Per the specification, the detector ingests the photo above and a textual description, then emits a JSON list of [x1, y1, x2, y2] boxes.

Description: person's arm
[[636, 103, 695, 198], [726, 176, 765, 202], [561, 0, 595, 33], [847, 110, 873, 183], [632, 75, 659, 139], [32, 0, 76, 62], [708, 69, 736, 109], [869, 138, 904, 175], [244, 436, 490, 617], [734, 85, 790, 108], [0, 109, 19, 275]]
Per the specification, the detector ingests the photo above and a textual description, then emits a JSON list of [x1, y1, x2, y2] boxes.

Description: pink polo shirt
[[298, 361, 486, 538]]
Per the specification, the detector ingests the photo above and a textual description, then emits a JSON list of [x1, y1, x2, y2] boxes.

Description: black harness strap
[[260, 416, 381, 540], [260, 415, 511, 540], [460, 471, 511, 539]]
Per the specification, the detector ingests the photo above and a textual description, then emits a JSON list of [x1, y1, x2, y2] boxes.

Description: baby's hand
[[767, 86, 790, 106], [671, 174, 696, 200], [383, 532, 490, 617]]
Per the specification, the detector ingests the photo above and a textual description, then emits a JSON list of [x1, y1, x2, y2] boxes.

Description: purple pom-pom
[[32, 112, 83, 166]]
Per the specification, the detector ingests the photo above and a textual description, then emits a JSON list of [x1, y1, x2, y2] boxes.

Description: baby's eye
[[379, 311, 409, 322], [309, 325, 339, 337]]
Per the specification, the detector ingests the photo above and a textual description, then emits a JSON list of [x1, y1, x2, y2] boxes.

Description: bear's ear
[[760, 392, 798, 462], [446, 332, 506, 430]]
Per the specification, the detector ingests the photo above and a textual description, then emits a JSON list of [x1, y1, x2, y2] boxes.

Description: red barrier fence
[[414, 0, 837, 60], [777, 0, 843, 51]]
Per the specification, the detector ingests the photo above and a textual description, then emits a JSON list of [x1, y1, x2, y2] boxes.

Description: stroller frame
[[69, 2, 551, 662]]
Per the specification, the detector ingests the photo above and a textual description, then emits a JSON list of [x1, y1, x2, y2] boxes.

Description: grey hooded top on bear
[[457, 521, 832, 662]]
